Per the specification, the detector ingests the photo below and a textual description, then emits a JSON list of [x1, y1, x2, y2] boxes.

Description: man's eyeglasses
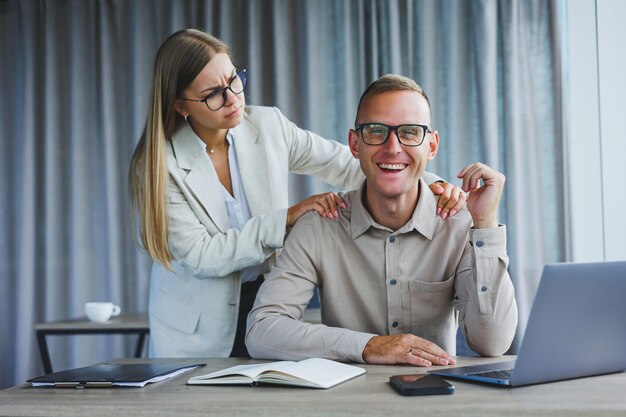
[[179, 69, 247, 111], [354, 123, 431, 147]]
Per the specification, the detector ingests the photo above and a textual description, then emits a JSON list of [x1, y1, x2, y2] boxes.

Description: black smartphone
[[389, 373, 454, 396]]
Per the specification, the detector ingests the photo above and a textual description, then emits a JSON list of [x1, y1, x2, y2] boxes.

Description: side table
[[35, 313, 149, 374]]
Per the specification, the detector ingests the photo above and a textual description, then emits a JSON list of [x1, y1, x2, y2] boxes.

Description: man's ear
[[348, 129, 360, 159], [427, 130, 439, 161]]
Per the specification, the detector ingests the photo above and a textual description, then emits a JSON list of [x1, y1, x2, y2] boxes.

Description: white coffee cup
[[85, 302, 121, 322]]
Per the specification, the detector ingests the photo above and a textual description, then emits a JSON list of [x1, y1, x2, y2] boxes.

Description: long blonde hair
[[129, 29, 230, 270]]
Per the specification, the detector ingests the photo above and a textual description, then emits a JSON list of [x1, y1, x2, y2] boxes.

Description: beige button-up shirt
[[246, 179, 518, 363]]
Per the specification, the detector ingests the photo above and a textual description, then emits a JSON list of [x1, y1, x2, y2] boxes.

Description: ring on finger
[[407, 347, 414, 355]]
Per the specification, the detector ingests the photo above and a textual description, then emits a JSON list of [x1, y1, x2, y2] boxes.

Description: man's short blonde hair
[[355, 74, 432, 127]]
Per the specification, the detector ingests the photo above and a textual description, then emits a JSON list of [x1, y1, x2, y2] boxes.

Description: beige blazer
[[148, 106, 365, 357]]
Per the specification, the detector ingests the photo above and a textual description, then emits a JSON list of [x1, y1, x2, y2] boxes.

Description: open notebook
[[187, 357, 365, 389], [430, 261, 626, 386]]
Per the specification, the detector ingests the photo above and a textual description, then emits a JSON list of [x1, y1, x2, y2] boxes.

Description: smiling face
[[349, 90, 439, 207], [175, 53, 246, 137]]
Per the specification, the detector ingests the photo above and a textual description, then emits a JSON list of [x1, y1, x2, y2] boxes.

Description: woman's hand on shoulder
[[287, 192, 347, 228], [428, 181, 466, 220]]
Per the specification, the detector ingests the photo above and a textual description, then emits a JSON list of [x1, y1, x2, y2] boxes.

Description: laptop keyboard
[[468, 368, 513, 380]]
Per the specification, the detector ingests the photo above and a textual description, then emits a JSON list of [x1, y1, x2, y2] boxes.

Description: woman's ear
[[348, 129, 360, 159], [174, 100, 188, 118]]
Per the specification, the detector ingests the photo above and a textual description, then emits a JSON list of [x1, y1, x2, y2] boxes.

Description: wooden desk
[[35, 313, 149, 374], [1, 356, 625, 416]]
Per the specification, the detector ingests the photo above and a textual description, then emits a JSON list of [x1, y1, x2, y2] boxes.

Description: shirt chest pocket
[[408, 274, 455, 330]]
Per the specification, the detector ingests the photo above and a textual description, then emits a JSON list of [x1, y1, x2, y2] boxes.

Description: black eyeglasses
[[354, 123, 431, 147], [179, 69, 247, 111]]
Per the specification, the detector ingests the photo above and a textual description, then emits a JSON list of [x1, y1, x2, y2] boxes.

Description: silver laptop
[[430, 261, 626, 387]]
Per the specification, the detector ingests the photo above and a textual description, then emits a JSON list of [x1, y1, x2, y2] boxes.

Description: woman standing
[[129, 29, 464, 358]]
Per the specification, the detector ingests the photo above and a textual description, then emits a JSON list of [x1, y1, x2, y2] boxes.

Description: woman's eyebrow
[[198, 69, 237, 94]]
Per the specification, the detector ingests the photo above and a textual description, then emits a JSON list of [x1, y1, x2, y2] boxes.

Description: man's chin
[[367, 181, 419, 200]]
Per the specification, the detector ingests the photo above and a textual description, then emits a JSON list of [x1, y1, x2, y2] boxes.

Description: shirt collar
[[194, 129, 234, 149], [350, 178, 437, 240]]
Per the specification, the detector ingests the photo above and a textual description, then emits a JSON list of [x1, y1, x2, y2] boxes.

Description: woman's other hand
[[287, 192, 347, 228], [429, 181, 466, 220]]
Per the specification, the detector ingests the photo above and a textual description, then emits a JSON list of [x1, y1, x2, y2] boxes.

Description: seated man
[[246, 74, 518, 366]]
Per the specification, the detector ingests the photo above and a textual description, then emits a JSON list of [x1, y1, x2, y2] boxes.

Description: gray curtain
[[0, 0, 565, 389]]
